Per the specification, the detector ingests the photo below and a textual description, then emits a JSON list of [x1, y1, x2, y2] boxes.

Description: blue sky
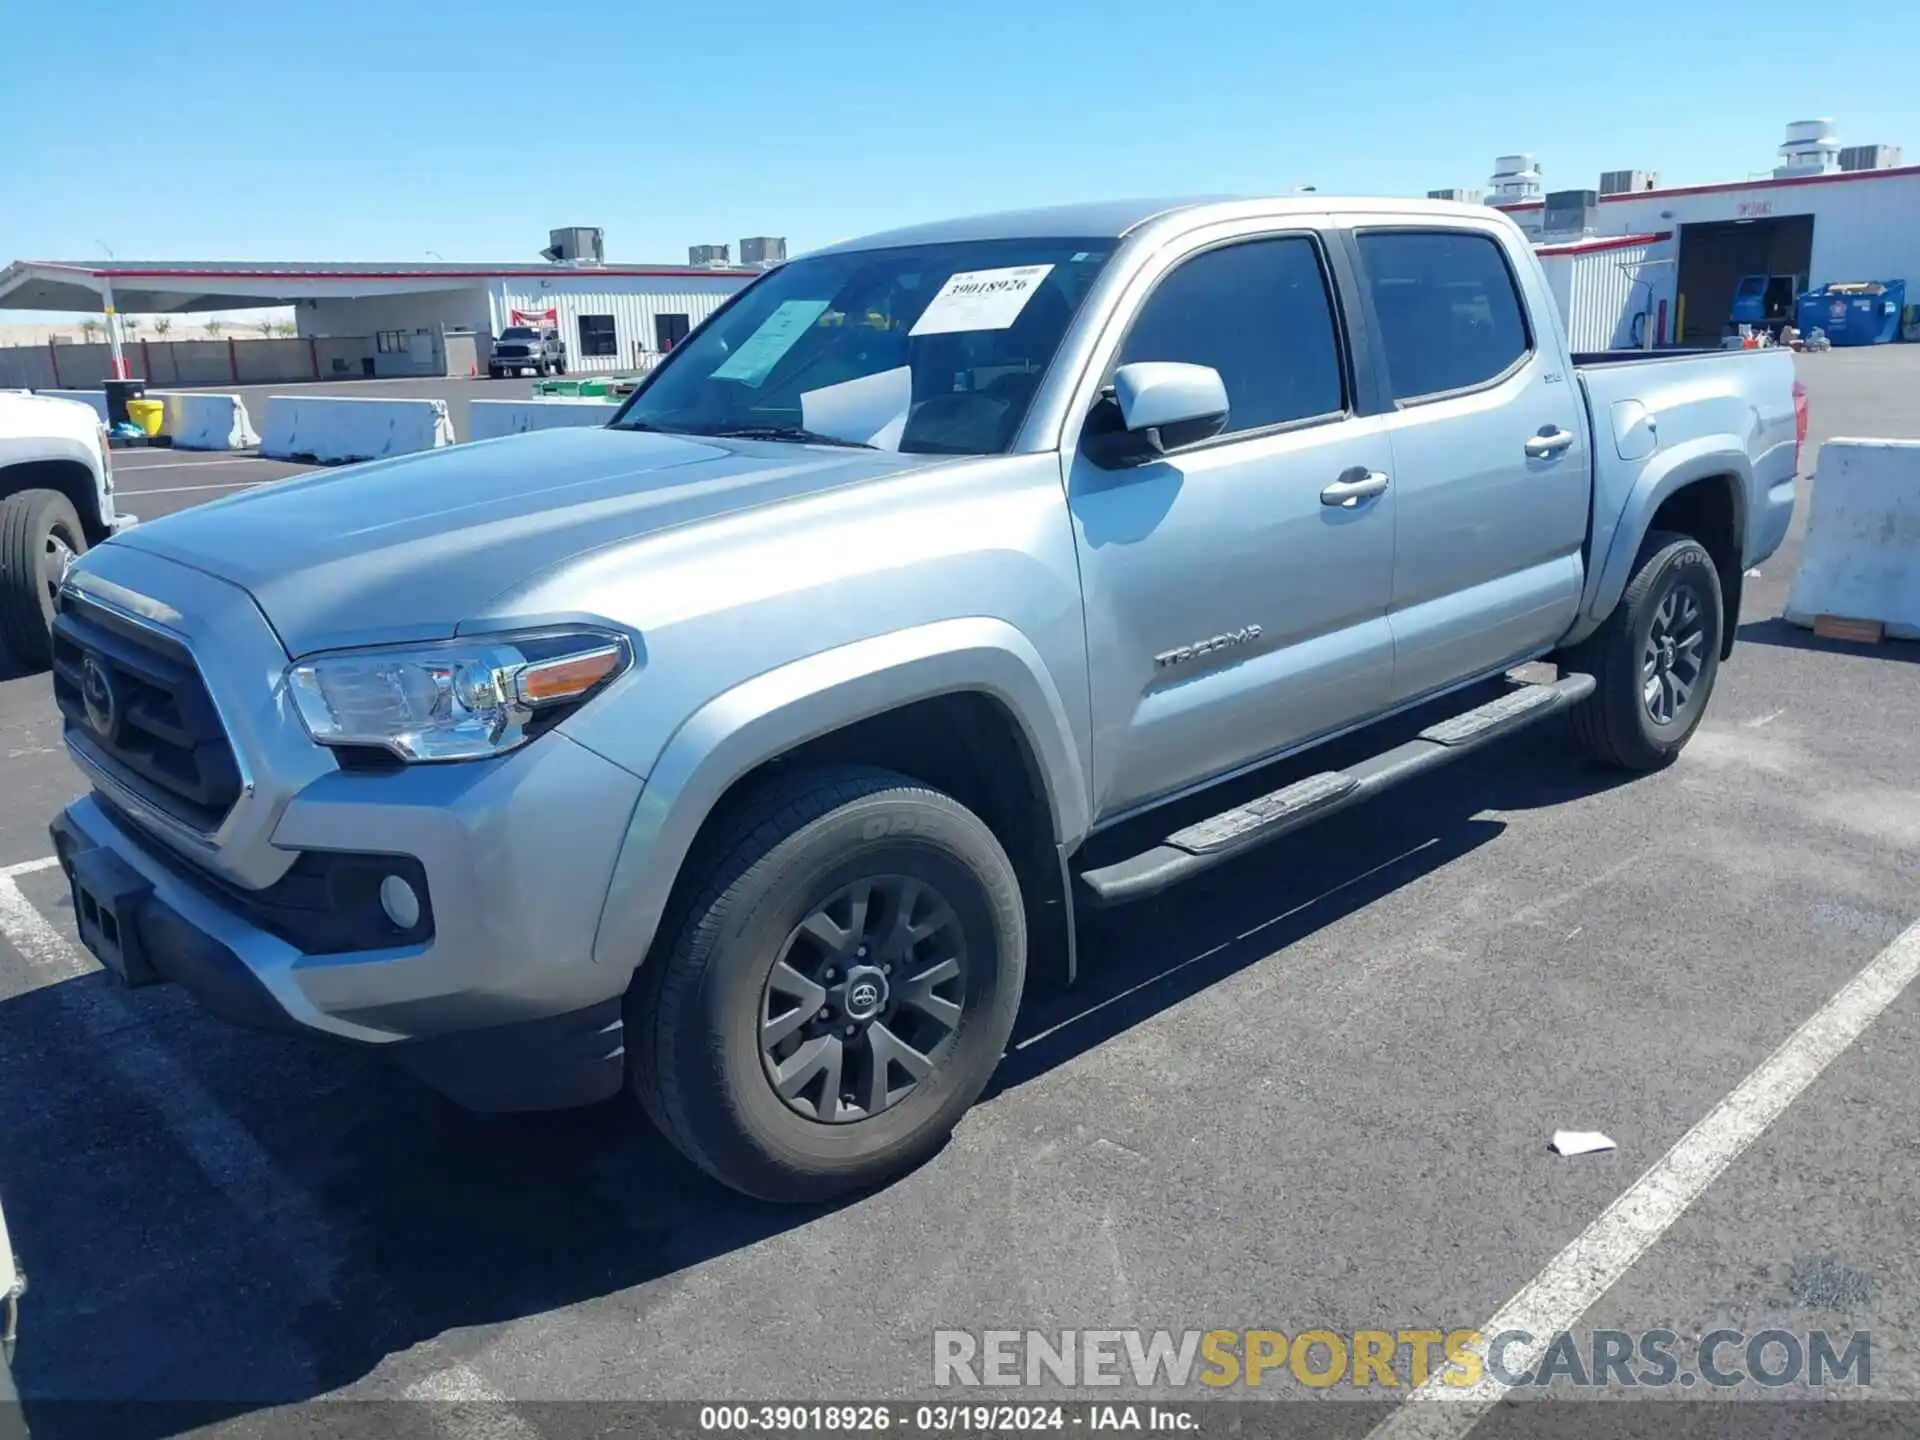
[[2, 0, 1914, 268]]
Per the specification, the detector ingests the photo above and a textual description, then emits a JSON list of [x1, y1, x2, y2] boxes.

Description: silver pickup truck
[[48, 197, 1800, 1202]]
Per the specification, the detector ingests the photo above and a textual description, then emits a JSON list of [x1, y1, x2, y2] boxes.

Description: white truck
[[0, 1188, 21, 1439], [0, 393, 125, 671]]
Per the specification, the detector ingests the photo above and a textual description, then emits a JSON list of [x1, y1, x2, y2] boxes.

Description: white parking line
[[117, 480, 267, 496], [0, 856, 59, 879], [0, 872, 86, 978], [406, 1363, 542, 1438], [1367, 914, 1920, 1439], [112, 454, 269, 471], [0, 870, 351, 1306]]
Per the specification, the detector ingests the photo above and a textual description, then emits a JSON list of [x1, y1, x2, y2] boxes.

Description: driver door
[[1064, 228, 1398, 820]]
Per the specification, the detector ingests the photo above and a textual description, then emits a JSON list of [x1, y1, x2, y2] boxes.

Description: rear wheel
[[1567, 530, 1723, 770], [629, 766, 1026, 1202], [0, 488, 84, 671]]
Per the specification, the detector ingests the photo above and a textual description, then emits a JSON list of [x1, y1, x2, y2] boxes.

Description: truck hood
[[111, 426, 936, 655]]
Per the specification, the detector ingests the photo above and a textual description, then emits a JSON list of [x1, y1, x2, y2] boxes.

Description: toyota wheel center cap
[[841, 966, 889, 1022]]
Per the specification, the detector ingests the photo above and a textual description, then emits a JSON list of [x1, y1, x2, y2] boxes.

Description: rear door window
[[1115, 236, 1346, 438], [1357, 231, 1531, 401]]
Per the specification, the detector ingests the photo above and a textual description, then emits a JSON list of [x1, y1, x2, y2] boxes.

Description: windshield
[[499, 327, 540, 341], [612, 237, 1115, 455]]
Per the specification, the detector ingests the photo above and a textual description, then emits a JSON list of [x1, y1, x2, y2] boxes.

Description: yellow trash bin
[[126, 397, 166, 438]]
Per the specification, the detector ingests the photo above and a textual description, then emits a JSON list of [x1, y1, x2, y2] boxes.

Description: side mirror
[[1113, 361, 1229, 454]]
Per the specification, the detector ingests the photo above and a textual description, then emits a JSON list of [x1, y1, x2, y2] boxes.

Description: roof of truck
[[806, 195, 1515, 257]]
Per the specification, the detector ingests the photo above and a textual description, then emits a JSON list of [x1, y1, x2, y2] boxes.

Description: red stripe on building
[[1495, 162, 1920, 213]]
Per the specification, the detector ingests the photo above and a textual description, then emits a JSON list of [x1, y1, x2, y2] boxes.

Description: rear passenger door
[[1065, 228, 1399, 820], [1348, 225, 1591, 703]]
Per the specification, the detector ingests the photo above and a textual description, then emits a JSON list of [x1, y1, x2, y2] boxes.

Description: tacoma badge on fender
[[1155, 624, 1262, 669]]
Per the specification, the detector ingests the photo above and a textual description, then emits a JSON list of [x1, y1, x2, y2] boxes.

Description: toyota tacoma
[[48, 198, 1800, 1201]]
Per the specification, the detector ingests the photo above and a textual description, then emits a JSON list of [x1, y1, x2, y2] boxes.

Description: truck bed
[[1573, 344, 1799, 628]]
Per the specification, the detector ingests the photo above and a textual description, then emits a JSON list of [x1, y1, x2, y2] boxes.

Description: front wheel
[[1566, 530, 1723, 770], [553, 359, 567, 376], [629, 766, 1026, 1202], [0, 488, 85, 671]]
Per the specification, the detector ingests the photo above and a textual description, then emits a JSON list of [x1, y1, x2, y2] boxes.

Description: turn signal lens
[[515, 645, 626, 706]]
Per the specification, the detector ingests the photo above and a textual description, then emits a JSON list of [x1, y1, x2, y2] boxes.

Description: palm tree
[[204, 319, 225, 338], [153, 317, 173, 337]]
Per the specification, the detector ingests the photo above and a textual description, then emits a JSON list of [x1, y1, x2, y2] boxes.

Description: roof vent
[[1488, 154, 1543, 203], [1775, 119, 1841, 178]]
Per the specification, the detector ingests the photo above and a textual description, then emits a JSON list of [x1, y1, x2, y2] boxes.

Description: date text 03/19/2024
[[698, 1405, 1198, 1433]]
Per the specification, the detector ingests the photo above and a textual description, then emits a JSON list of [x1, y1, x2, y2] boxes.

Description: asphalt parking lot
[[0, 348, 1917, 1437]]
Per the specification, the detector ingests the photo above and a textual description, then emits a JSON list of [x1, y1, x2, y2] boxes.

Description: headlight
[[287, 630, 632, 762]]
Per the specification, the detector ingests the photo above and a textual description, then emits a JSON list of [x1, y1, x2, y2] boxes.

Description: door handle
[[1321, 468, 1390, 507], [1525, 426, 1577, 459]]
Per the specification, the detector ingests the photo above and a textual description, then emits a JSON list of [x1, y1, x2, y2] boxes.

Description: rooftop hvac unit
[[1426, 187, 1482, 203], [1599, 169, 1659, 195], [541, 226, 604, 264], [1775, 118, 1841, 178], [1839, 143, 1903, 172], [1541, 189, 1599, 236], [739, 236, 787, 267], [689, 243, 732, 267]]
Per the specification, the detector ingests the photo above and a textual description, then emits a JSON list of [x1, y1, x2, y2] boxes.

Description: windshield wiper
[[703, 425, 878, 449]]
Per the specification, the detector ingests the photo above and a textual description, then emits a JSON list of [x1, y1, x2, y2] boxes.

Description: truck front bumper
[[47, 731, 647, 1112]]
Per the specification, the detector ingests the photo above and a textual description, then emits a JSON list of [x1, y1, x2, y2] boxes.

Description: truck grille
[[51, 592, 245, 834], [496, 346, 531, 358]]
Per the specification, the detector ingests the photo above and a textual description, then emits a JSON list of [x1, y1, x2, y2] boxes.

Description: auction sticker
[[712, 299, 832, 384], [909, 265, 1055, 336]]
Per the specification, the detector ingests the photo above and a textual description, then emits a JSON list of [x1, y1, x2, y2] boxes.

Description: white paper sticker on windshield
[[711, 299, 830, 384], [800, 365, 911, 449], [908, 264, 1055, 337]]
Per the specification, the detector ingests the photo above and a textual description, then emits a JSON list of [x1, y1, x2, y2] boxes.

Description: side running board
[[1078, 673, 1595, 906]]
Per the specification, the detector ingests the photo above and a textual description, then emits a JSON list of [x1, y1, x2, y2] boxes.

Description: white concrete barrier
[[37, 389, 108, 421], [1785, 438, 1920, 640], [468, 397, 615, 441], [258, 395, 454, 463], [159, 392, 259, 451]]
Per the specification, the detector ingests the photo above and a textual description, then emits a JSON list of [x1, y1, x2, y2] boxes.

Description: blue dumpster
[[1796, 280, 1907, 345]]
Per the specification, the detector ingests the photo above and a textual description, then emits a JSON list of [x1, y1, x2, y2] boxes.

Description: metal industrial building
[[1450, 120, 1920, 349], [0, 227, 763, 387]]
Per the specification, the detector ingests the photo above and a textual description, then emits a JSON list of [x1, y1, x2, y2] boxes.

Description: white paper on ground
[[711, 299, 831, 384], [909, 264, 1055, 336], [1550, 1130, 1617, 1156], [799, 365, 911, 449]]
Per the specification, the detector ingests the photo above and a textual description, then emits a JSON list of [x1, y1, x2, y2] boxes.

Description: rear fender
[[590, 618, 1089, 973], [1573, 438, 1750, 640]]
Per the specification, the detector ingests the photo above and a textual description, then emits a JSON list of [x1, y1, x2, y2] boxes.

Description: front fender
[[1579, 437, 1751, 633], [589, 617, 1090, 972]]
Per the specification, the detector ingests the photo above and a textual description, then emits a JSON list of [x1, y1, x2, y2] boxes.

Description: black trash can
[[103, 377, 146, 428]]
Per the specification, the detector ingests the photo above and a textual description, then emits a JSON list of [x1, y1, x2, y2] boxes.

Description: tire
[[630, 765, 1026, 1202], [0, 488, 84, 671], [488, 367, 503, 380], [535, 361, 550, 378], [1567, 530, 1723, 771], [554, 359, 567, 376]]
